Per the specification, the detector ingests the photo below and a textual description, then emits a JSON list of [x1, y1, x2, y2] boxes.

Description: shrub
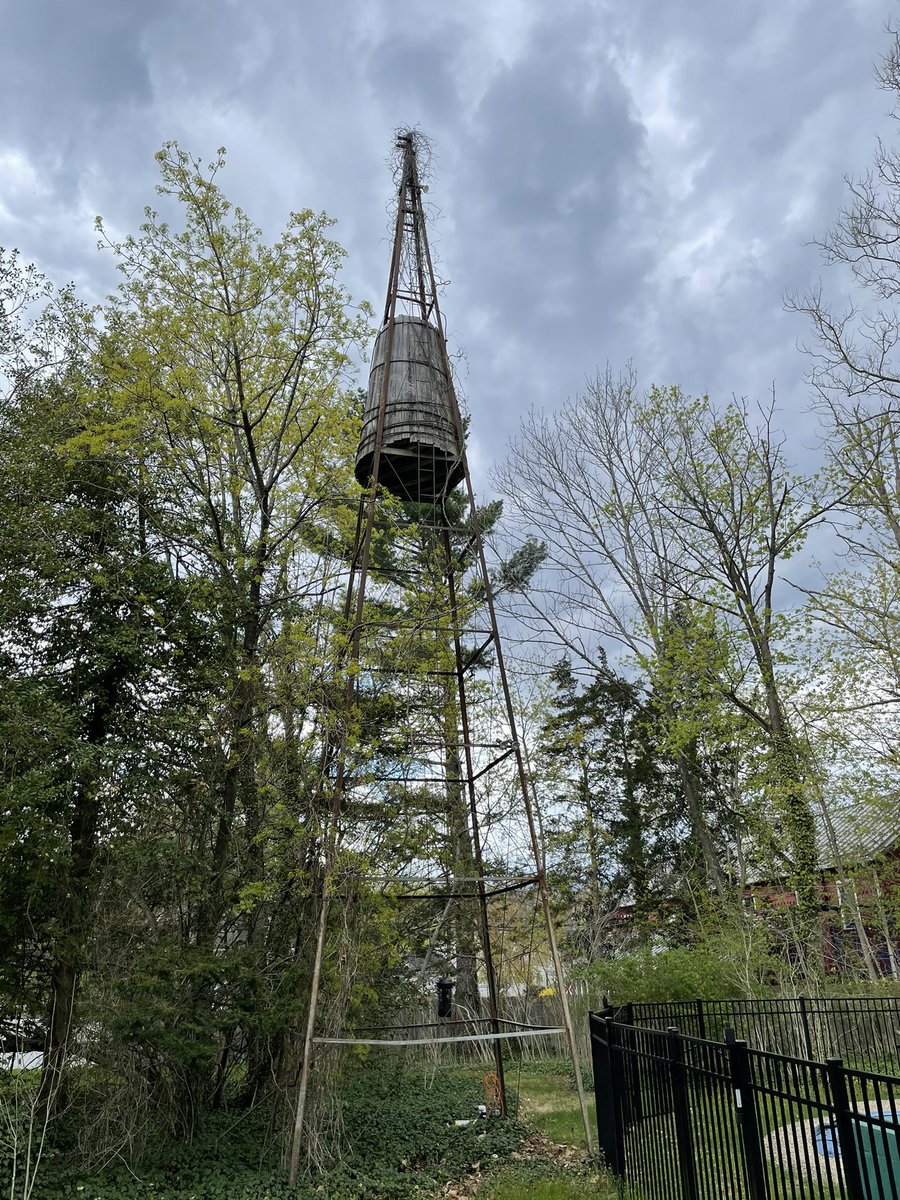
[[581, 944, 747, 1005]]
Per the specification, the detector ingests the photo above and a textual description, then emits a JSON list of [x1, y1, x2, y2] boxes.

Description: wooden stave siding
[[356, 316, 464, 501]]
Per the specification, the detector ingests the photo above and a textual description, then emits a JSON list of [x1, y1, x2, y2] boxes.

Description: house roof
[[819, 803, 899, 870]]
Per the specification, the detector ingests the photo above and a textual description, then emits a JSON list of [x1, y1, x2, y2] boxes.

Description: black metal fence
[[590, 1012, 900, 1199], [609, 996, 900, 1076]]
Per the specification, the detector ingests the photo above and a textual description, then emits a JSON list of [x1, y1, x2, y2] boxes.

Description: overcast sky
[[1, 0, 896, 489]]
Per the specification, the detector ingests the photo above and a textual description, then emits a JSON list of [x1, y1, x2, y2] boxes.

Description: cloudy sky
[[1, 0, 896, 487]]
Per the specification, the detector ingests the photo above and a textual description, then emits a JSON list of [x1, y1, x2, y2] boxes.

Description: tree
[[345, 487, 540, 1015], [791, 30, 900, 734], [793, 26, 900, 418], [0, 144, 378, 1156], [83, 144, 373, 1120], [644, 389, 830, 966], [538, 658, 677, 954], [496, 369, 733, 896], [0, 356, 215, 1127], [499, 376, 832, 975]]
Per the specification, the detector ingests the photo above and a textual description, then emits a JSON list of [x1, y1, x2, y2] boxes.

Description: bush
[[581, 944, 746, 1005]]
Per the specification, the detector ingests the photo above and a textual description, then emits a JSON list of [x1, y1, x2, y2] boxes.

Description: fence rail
[[610, 996, 900, 1076], [590, 1011, 900, 1199]]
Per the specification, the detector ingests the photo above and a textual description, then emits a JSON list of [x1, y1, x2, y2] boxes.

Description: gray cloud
[[0, 0, 896, 482]]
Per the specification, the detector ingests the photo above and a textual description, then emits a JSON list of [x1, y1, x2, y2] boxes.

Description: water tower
[[288, 131, 591, 1181]]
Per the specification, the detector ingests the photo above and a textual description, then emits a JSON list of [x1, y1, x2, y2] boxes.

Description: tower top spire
[[383, 129, 441, 328], [354, 130, 464, 501]]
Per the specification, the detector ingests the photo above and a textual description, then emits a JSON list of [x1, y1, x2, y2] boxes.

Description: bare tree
[[791, 28, 900, 740], [793, 26, 900, 417], [646, 390, 841, 970], [499, 376, 836, 975], [495, 368, 728, 896]]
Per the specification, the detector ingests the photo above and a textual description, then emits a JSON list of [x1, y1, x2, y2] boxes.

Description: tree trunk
[[768, 724, 823, 979], [580, 766, 604, 954], [39, 767, 102, 1117]]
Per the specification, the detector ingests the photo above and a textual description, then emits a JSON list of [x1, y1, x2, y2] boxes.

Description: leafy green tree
[[1, 142, 380, 1157], [78, 144, 373, 1119], [93, 141, 370, 941], [539, 660, 664, 937], [0, 361, 216, 1124], [538, 651, 756, 962]]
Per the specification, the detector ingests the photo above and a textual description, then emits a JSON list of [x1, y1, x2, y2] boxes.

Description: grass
[[508, 1059, 596, 1148], [464, 1059, 619, 1200], [477, 1162, 620, 1199]]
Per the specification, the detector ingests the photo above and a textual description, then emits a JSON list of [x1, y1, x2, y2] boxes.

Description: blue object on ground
[[814, 1120, 839, 1158]]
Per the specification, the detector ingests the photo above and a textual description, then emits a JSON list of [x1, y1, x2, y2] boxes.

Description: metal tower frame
[[287, 131, 592, 1184]]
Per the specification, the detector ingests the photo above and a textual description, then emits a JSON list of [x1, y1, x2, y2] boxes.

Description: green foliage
[[538, 657, 678, 946], [581, 944, 752, 1004], [24, 1060, 525, 1199], [537, 654, 753, 963], [0, 141, 392, 1170], [328, 1061, 521, 1195]]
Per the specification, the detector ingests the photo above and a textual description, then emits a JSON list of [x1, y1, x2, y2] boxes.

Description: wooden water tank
[[355, 316, 465, 501]]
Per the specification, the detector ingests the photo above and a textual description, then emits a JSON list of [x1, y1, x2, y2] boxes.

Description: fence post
[[799, 995, 813, 1060], [668, 1027, 699, 1200], [727, 1036, 768, 1200], [607, 1019, 628, 1177], [589, 1016, 605, 1158], [590, 1015, 619, 1176], [826, 1057, 866, 1200]]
